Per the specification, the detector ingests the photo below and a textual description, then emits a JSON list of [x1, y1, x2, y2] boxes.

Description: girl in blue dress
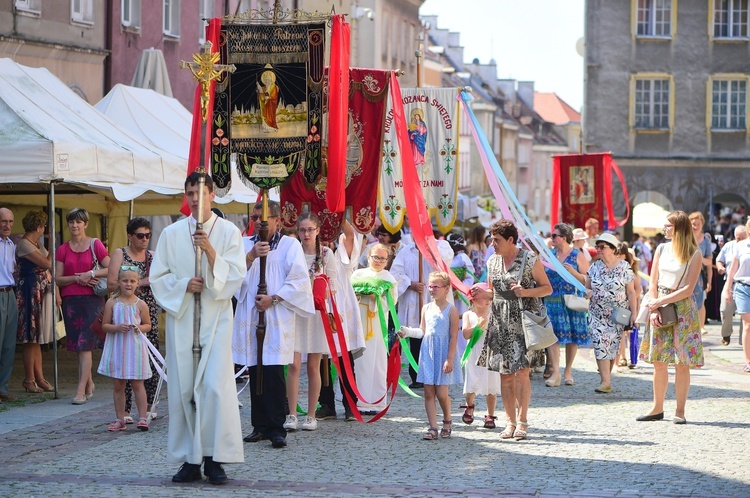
[[399, 271, 460, 440]]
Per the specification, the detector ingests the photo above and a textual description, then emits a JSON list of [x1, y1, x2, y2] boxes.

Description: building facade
[[0, 0, 108, 102], [585, 0, 750, 217]]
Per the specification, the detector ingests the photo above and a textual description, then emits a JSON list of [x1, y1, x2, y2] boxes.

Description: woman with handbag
[[15, 211, 56, 393], [584, 233, 638, 394], [472, 219, 552, 440], [55, 208, 110, 404], [106, 217, 160, 422], [543, 223, 590, 387], [638, 211, 702, 424]]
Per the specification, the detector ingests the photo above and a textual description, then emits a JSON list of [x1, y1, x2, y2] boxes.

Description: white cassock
[[232, 235, 314, 367], [351, 267, 398, 411], [150, 214, 246, 465], [330, 232, 366, 357], [390, 239, 455, 328]]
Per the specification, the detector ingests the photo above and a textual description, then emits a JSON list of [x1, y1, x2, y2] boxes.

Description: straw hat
[[572, 228, 587, 242], [596, 232, 620, 248]]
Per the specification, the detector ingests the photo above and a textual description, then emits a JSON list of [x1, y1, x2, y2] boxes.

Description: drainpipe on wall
[[103, 0, 112, 97]]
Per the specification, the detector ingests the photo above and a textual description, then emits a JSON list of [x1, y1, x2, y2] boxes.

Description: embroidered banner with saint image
[[211, 22, 326, 196], [379, 88, 460, 234], [280, 68, 391, 243]]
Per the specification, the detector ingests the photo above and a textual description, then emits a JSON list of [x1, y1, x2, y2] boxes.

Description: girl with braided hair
[[284, 212, 336, 431]]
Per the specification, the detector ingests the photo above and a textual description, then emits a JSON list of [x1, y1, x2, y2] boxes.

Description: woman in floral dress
[[638, 211, 702, 424], [585, 233, 638, 394], [473, 219, 552, 440], [544, 223, 590, 387]]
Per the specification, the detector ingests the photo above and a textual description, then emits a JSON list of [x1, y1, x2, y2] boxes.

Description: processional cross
[[180, 41, 236, 123], [178, 41, 236, 406]]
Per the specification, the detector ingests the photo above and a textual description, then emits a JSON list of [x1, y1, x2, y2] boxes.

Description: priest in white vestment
[[150, 173, 247, 484], [232, 201, 314, 448]]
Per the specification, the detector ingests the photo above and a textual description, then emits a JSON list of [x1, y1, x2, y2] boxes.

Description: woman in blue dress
[[543, 223, 590, 387]]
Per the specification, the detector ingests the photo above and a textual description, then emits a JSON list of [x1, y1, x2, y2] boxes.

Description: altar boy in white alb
[[150, 172, 247, 485], [232, 201, 315, 449]]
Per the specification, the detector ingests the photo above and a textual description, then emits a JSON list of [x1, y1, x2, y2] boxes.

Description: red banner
[[551, 152, 629, 231], [281, 69, 390, 242], [326, 15, 351, 214]]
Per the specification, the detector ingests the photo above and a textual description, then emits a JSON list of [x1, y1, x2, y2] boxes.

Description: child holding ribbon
[[351, 243, 399, 414], [459, 282, 501, 428], [98, 265, 152, 432], [399, 271, 461, 440]]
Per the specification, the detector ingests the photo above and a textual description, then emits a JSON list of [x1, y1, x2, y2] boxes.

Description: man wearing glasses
[[232, 200, 314, 449], [150, 173, 248, 485]]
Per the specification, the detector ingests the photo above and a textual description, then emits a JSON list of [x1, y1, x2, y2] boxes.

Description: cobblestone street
[[1, 322, 748, 497]]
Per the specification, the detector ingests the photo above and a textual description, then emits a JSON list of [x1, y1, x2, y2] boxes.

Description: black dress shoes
[[243, 430, 267, 443], [203, 457, 228, 485], [172, 462, 202, 483], [636, 412, 664, 421], [270, 435, 287, 448], [408, 382, 424, 389]]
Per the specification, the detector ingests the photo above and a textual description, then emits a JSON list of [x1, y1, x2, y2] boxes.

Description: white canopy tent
[[0, 58, 189, 394], [0, 59, 186, 200], [94, 83, 274, 207]]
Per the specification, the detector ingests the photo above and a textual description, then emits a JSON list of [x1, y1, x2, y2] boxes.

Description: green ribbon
[[352, 276, 420, 397], [460, 325, 483, 368], [451, 266, 478, 283]]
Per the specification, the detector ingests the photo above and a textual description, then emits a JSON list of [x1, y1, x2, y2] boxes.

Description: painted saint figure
[[408, 108, 428, 166], [257, 69, 279, 133]]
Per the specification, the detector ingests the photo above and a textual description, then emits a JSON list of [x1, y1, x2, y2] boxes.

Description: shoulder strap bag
[[517, 250, 558, 351]]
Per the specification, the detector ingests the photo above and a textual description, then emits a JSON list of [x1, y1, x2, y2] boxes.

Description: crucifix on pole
[[179, 42, 235, 408]]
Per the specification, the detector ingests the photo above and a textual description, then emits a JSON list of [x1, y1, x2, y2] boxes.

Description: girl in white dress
[[460, 283, 501, 429], [98, 266, 152, 432], [285, 213, 333, 431]]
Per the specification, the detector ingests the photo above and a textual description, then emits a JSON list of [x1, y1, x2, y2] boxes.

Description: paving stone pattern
[[0, 322, 748, 497]]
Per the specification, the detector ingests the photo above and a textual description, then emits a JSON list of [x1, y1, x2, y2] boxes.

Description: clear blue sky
[[420, 0, 584, 111]]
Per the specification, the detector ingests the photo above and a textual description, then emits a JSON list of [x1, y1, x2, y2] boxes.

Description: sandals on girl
[[440, 420, 453, 438], [423, 427, 438, 440], [514, 421, 529, 440], [107, 419, 127, 432], [483, 415, 497, 429], [500, 423, 516, 439], [137, 418, 150, 431], [460, 404, 475, 424]]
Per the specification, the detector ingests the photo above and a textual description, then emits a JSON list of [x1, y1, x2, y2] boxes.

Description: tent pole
[[129, 200, 134, 220], [49, 183, 59, 399]]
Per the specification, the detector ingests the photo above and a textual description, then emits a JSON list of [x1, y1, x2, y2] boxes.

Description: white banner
[[379, 88, 461, 234]]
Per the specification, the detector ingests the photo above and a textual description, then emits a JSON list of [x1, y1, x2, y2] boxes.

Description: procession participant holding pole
[[232, 200, 314, 448], [150, 172, 246, 484]]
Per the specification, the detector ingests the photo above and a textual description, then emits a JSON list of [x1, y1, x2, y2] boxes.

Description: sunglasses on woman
[[132, 232, 152, 240]]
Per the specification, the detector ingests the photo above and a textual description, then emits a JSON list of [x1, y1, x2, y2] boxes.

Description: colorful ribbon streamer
[[458, 91, 587, 294]]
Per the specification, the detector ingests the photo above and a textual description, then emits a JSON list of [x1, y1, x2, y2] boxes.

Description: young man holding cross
[[151, 172, 247, 484]]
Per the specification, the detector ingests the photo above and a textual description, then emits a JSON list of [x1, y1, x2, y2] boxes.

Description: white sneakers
[[283, 414, 298, 430], [300, 416, 318, 431], [283, 414, 318, 431]]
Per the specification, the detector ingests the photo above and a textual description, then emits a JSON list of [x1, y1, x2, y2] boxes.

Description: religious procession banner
[[379, 88, 460, 234], [211, 20, 326, 196], [550, 153, 630, 231], [281, 68, 391, 243]]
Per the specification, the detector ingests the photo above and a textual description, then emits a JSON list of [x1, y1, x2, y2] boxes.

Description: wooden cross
[[180, 41, 236, 123]]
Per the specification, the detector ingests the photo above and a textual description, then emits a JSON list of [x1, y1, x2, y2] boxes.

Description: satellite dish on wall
[[576, 37, 584, 57]]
